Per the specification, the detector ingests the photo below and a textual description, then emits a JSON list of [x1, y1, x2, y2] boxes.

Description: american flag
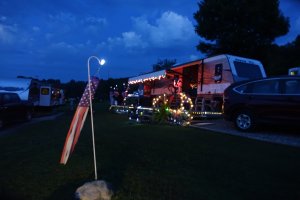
[[60, 76, 100, 164]]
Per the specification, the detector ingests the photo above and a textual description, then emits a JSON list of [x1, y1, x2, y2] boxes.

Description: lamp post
[[87, 56, 105, 180]]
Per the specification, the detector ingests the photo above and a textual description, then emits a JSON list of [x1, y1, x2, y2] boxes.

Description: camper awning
[[128, 70, 166, 84]]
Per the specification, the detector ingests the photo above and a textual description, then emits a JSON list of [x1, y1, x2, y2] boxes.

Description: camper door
[[39, 86, 51, 106]]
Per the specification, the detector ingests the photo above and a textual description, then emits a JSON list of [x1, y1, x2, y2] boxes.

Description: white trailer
[[128, 54, 266, 113], [0, 78, 64, 107]]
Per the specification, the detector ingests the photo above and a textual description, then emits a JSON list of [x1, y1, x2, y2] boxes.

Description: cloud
[[48, 12, 107, 28], [0, 23, 17, 44], [45, 33, 53, 40], [108, 31, 147, 50], [107, 11, 197, 51], [44, 40, 101, 59], [84, 17, 107, 26], [46, 41, 95, 56], [47, 12, 107, 36], [49, 12, 76, 23], [122, 31, 147, 48], [133, 11, 196, 47], [82, 16, 107, 34], [0, 16, 7, 22], [32, 26, 40, 32]]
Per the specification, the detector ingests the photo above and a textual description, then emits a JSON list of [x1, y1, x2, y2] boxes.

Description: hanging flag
[[60, 76, 100, 164]]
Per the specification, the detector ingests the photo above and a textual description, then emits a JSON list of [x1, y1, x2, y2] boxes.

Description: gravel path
[[191, 119, 300, 148]]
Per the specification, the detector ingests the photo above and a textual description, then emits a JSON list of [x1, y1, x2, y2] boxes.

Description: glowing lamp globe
[[99, 59, 106, 66]]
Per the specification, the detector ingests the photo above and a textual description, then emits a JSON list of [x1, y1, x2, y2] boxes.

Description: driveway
[[191, 119, 300, 148]]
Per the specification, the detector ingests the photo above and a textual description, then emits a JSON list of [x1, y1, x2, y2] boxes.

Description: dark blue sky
[[0, 0, 299, 82]]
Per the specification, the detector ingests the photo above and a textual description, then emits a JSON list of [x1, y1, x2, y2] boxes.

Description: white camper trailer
[[0, 78, 64, 107], [128, 54, 266, 113], [0, 78, 40, 105]]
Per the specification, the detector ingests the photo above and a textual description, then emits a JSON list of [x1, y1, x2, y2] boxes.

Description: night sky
[[0, 0, 299, 82]]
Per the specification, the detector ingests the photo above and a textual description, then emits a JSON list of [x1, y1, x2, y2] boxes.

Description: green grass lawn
[[1, 103, 300, 200]]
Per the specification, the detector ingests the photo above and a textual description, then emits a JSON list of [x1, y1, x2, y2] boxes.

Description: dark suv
[[223, 76, 300, 131], [0, 92, 33, 129]]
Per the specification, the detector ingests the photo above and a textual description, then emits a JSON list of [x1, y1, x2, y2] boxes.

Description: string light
[[112, 93, 195, 126], [152, 93, 194, 126], [192, 111, 222, 115], [152, 93, 168, 108], [128, 74, 166, 85], [168, 93, 194, 126]]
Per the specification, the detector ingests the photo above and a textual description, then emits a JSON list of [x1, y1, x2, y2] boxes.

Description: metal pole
[[87, 56, 99, 180]]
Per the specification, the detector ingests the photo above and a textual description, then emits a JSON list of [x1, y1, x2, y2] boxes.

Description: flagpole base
[[75, 180, 113, 200]]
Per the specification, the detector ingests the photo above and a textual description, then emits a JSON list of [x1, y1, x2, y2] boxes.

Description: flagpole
[[87, 56, 106, 180]]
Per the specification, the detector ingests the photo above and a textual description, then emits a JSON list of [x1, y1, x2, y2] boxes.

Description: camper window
[[214, 64, 223, 82], [234, 61, 263, 79], [41, 88, 50, 95]]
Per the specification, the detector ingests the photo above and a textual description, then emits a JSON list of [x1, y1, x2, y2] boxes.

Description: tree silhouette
[[152, 59, 176, 71], [264, 35, 300, 75], [194, 0, 289, 59]]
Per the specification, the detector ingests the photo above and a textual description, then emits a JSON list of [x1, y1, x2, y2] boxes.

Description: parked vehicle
[[0, 92, 33, 129], [223, 76, 300, 131]]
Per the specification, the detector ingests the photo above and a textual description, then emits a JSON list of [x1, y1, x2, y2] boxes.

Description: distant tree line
[[42, 78, 128, 101], [152, 59, 177, 71]]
